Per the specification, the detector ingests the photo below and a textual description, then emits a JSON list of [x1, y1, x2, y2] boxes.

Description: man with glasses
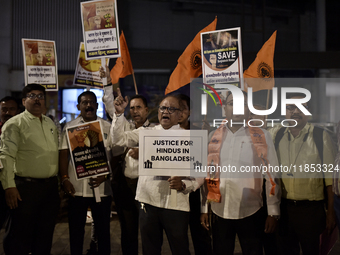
[[59, 91, 112, 255], [0, 84, 59, 255], [112, 90, 198, 255], [269, 93, 336, 255]]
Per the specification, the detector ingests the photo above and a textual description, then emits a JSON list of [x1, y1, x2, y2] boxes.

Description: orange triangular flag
[[243, 31, 277, 92], [165, 17, 217, 95], [110, 31, 134, 84]]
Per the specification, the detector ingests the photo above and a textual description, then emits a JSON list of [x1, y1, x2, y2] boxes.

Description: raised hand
[[114, 87, 129, 114]]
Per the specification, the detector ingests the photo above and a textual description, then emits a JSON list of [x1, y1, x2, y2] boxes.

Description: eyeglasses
[[158, 106, 180, 114], [286, 105, 309, 112], [26, 93, 45, 100]]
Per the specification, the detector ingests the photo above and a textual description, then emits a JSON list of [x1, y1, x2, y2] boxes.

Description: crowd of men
[[0, 79, 339, 255]]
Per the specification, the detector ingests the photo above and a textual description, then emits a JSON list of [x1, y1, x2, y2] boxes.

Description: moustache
[[34, 102, 41, 106], [85, 107, 94, 112]]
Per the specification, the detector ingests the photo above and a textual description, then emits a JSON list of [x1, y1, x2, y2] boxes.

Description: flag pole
[[132, 71, 138, 95], [266, 89, 270, 109], [265, 89, 270, 121]]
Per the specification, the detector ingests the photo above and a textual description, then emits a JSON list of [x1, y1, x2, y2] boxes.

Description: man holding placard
[[59, 91, 112, 255], [112, 90, 198, 254]]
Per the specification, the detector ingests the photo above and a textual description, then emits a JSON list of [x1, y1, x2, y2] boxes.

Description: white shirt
[[202, 126, 281, 219], [111, 115, 198, 212], [102, 85, 115, 119], [103, 86, 144, 179], [59, 116, 112, 197], [110, 113, 152, 179]]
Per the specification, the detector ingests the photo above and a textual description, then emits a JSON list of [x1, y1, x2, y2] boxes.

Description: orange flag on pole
[[243, 31, 277, 92], [110, 31, 134, 84], [165, 17, 217, 95]]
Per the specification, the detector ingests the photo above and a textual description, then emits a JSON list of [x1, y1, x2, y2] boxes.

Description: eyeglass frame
[[158, 106, 180, 114], [26, 93, 45, 100], [286, 104, 309, 112]]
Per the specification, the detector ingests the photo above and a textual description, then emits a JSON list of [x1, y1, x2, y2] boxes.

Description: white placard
[[80, 0, 121, 60], [139, 130, 208, 177], [22, 38, 58, 91]]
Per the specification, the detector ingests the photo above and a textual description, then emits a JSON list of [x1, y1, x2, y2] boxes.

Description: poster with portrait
[[139, 130, 208, 177], [22, 39, 58, 91], [200, 27, 243, 87], [80, 0, 120, 60], [74, 42, 109, 88], [66, 120, 110, 180]]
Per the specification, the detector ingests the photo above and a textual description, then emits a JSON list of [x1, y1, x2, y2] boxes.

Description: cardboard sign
[[22, 39, 58, 91], [139, 130, 208, 177], [80, 0, 121, 60], [66, 120, 110, 180], [200, 27, 243, 87], [74, 42, 109, 88]]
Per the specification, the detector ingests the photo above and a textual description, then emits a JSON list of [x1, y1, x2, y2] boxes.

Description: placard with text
[[66, 120, 110, 180], [74, 42, 109, 88], [22, 39, 58, 91], [201, 27, 243, 87], [80, 0, 120, 60], [139, 130, 208, 176]]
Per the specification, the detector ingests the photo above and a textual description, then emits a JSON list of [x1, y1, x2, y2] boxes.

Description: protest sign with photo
[[80, 0, 120, 60], [201, 27, 243, 87], [139, 130, 208, 177], [66, 120, 110, 180], [22, 39, 58, 91], [74, 42, 109, 88]]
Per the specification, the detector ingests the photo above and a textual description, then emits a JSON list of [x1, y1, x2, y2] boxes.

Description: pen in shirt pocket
[[51, 128, 54, 134]]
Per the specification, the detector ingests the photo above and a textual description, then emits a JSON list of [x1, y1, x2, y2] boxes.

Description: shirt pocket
[[238, 141, 255, 166]]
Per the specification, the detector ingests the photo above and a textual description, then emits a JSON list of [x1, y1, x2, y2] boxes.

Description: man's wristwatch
[[61, 175, 70, 185]]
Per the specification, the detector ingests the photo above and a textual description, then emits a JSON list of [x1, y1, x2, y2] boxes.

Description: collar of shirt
[[226, 125, 248, 134], [142, 119, 151, 128], [154, 124, 182, 130], [131, 119, 151, 129], [77, 116, 100, 124], [24, 109, 48, 122], [285, 122, 311, 139]]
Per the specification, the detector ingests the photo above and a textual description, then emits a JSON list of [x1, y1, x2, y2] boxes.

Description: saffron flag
[[110, 31, 133, 84], [165, 17, 217, 95], [243, 31, 277, 92]]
